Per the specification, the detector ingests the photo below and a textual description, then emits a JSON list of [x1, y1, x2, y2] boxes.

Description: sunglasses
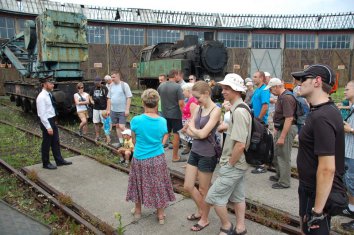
[[78, 87, 84, 89], [300, 76, 316, 83]]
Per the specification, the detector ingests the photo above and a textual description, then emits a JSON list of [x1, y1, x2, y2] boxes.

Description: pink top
[[183, 96, 198, 120]]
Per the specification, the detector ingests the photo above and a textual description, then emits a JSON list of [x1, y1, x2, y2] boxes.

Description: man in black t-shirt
[[89, 77, 109, 141], [292, 64, 345, 235]]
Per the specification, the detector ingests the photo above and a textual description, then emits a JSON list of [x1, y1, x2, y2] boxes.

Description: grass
[[0, 124, 73, 169]]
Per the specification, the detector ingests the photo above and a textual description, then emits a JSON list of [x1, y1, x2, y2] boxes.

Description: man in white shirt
[[36, 77, 72, 169]]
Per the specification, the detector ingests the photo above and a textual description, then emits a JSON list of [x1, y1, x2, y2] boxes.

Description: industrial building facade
[[0, 0, 353, 88]]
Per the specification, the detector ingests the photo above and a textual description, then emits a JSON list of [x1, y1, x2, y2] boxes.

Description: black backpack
[[234, 103, 274, 165]]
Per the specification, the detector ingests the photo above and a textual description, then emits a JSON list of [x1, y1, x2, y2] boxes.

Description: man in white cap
[[264, 78, 297, 189], [104, 75, 113, 91], [205, 73, 251, 235]]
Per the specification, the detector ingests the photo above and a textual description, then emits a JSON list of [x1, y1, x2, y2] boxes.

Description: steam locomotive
[[136, 34, 228, 88], [1, 10, 92, 115]]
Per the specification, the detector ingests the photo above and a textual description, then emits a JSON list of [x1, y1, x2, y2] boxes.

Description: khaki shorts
[[205, 164, 246, 206], [77, 110, 89, 119]]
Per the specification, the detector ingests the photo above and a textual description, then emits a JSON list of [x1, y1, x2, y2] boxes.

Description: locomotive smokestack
[[204, 32, 214, 41]]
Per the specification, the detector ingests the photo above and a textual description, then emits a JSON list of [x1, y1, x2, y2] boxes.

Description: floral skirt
[[126, 154, 176, 208]]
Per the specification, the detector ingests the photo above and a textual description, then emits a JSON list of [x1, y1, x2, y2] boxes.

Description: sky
[[51, 0, 354, 15]]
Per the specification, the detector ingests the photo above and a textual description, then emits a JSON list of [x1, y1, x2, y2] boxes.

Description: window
[[0, 17, 15, 39], [218, 32, 248, 48], [286, 34, 315, 49], [109, 27, 144, 45], [252, 33, 281, 49], [87, 26, 105, 44], [318, 34, 350, 49], [147, 29, 180, 45], [184, 30, 205, 42]]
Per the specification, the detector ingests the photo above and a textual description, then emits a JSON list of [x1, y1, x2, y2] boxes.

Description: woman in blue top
[[126, 89, 175, 225]]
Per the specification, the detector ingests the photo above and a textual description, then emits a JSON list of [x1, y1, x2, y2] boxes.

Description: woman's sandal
[[130, 207, 141, 219], [219, 223, 235, 235], [187, 213, 201, 221], [235, 229, 247, 235]]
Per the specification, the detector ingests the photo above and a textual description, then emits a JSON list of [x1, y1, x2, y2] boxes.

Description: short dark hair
[[168, 69, 178, 79]]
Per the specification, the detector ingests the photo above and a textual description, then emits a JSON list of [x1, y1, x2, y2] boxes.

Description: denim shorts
[[111, 111, 126, 125], [205, 164, 246, 206], [344, 158, 354, 196], [187, 151, 217, 173]]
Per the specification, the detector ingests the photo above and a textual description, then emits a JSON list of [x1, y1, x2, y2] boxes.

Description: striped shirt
[[345, 105, 354, 159]]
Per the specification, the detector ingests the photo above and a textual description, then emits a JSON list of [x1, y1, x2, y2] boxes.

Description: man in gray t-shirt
[[158, 69, 186, 162], [107, 71, 132, 145]]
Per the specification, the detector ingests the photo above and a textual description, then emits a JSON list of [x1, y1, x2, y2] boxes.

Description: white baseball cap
[[218, 73, 246, 93], [264, 78, 282, 90], [244, 77, 252, 83], [104, 75, 112, 81], [121, 129, 132, 136], [264, 72, 271, 77], [246, 81, 253, 86]]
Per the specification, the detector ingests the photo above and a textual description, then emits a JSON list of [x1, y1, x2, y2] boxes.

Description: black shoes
[[43, 163, 57, 170], [251, 166, 267, 174], [57, 160, 72, 166], [269, 175, 279, 182], [272, 182, 290, 189], [342, 207, 354, 219]]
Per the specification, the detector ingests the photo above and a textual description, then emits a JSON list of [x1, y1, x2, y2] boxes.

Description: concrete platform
[[25, 155, 284, 234]]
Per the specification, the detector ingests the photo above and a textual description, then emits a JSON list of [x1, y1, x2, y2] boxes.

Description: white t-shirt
[[74, 92, 89, 112]]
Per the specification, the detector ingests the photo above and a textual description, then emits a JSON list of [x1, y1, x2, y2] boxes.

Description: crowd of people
[[36, 64, 354, 235]]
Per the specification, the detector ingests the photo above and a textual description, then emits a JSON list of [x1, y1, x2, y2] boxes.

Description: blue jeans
[[344, 158, 354, 197]]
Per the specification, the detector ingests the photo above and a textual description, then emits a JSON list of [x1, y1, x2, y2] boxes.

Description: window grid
[[87, 26, 105, 44], [285, 34, 315, 49], [184, 31, 205, 42], [252, 33, 281, 49], [0, 17, 15, 39], [109, 27, 144, 45], [147, 29, 180, 45], [318, 34, 351, 49], [217, 32, 248, 48]]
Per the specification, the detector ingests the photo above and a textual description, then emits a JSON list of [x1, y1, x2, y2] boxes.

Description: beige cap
[[264, 78, 282, 90]]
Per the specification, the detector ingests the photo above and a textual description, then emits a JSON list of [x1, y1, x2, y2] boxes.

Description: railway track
[[0, 100, 305, 234]]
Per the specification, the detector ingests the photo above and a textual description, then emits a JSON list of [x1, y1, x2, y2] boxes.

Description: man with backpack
[[90, 77, 109, 141], [292, 64, 345, 235], [106, 71, 133, 147], [205, 73, 251, 235], [264, 78, 297, 189], [250, 71, 270, 174]]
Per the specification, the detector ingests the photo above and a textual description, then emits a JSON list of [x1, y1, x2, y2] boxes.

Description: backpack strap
[[231, 103, 252, 124], [345, 108, 354, 122], [120, 81, 126, 97], [77, 92, 89, 109]]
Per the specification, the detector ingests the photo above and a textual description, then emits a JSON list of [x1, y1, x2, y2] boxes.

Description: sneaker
[[342, 207, 354, 219], [272, 182, 290, 189], [269, 175, 279, 182], [78, 129, 83, 137], [251, 166, 267, 174]]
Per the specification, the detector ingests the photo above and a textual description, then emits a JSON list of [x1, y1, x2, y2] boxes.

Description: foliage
[[114, 212, 126, 235]]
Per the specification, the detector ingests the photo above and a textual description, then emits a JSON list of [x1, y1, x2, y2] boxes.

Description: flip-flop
[[190, 222, 209, 231], [235, 229, 247, 235], [187, 213, 201, 221]]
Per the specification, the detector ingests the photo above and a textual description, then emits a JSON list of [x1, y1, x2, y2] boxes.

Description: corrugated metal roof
[[1, 0, 353, 30]]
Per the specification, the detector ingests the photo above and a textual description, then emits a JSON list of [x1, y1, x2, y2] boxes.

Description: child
[[101, 110, 112, 144], [118, 129, 134, 167]]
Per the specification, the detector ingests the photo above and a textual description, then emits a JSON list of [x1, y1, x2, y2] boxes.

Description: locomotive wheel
[[15, 96, 22, 107], [31, 100, 37, 113], [21, 98, 31, 113]]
